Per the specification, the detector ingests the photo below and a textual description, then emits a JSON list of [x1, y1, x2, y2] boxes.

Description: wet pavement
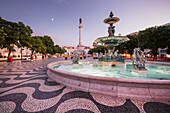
[[0, 57, 169, 113]]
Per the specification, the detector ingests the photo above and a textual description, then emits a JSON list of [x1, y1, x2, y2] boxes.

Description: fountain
[[47, 12, 170, 100], [94, 12, 129, 64]]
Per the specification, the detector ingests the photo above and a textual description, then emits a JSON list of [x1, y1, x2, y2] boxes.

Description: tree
[[0, 17, 34, 59], [0, 33, 5, 49], [40, 35, 54, 54], [167, 40, 170, 54], [61, 48, 66, 54], [116, 34, 138, 55], [30, 36, 46, 56], [0, 18, 5, 48], [53, 45, 61, 54], [53, 45, 66, 54], [17, 22, 33, 48], [17, 22, 33, 60], [0, 17, 20, 58], [138, 26, 170, 57]]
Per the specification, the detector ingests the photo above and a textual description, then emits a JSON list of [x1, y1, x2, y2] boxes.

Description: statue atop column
[[79, 18, 82, 24]]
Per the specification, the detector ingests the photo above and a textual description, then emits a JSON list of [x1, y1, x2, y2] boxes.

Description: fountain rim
[[47, 60, 170, 84], [94, 36, 130, 44]]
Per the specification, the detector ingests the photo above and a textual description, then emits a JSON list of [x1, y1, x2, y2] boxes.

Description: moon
[[51, 18, 54, 21]]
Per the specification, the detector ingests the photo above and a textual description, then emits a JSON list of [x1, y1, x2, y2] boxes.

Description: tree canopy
[[0, 17, 20, 57], [30, 36, 46, 55], [138, 26, 170, 56], [116, 34, 138, 55], [40, 35, 55, 54], [116, 26, 170, 56], [53, 45, 66, 54], [17, 21, 33, 48]]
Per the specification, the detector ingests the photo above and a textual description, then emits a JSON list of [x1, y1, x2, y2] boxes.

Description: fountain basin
[[47, 60, 170, 100]]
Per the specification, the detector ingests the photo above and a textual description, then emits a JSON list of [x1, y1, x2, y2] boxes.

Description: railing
[[147, 57, 170, 61]]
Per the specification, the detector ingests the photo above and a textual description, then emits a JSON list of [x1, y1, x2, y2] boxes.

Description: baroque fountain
[[47, 12, 170, 100]]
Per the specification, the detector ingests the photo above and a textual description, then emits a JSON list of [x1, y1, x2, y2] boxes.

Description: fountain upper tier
[[95, 11, 129, 48], [95, 36, 130, 47], [104, 11, 120, 25]]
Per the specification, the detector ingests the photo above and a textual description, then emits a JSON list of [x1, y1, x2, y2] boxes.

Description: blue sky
[[0, 0, 170, 47]]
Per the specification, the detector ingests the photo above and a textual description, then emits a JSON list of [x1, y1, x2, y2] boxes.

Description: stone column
[[79, 18, 82, 46]]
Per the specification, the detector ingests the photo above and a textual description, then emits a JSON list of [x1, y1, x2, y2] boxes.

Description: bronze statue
[[79, 18, 82, 24], [109, 11, 114, 18], [132, 48, 146, 70], [72, 51, 79, 64], [108, 24, 115, 36]]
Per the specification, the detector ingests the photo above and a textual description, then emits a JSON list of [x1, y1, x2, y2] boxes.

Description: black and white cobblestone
[[0, 58, 169, 113]]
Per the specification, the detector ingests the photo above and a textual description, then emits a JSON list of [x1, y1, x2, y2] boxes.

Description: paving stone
[[0, 57, 169, 113]]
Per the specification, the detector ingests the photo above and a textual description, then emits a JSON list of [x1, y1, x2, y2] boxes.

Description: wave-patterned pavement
[[0, 58, 169, 113]]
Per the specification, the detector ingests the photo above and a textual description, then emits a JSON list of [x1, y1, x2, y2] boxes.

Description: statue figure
[[132, 48, 146, 70], [158, 46, 168, 58], [99, 52, 103, 58], [113, 50, 119, 57], [107, 52, 111, 57], [79, 18, 82, 24], [98, 52, 104, 61], [108, 24, 115, 36], [72, 51, 79, 64]]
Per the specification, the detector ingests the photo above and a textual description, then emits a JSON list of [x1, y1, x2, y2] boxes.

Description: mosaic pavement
[[0, 57, 170, 113]]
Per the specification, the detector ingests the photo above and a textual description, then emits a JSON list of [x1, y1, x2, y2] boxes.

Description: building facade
[[62, 46, 90, 55], [0, 44, 40, 58]]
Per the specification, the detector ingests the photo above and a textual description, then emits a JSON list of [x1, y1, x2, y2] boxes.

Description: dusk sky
[[0, 0, 170, 47]]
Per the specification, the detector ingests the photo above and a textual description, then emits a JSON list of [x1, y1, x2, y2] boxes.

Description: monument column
[[79, 18, 82, 46]]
